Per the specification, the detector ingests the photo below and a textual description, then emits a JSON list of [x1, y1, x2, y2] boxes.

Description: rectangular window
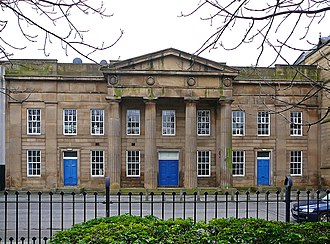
[[91, 109, 104, 135], [126, 151, 140, 177], [197, 151, 211, 177], [197, 110, 210, 136], [290, 112, 302, 136], [257, 111, 270, 136], [63, 109, 77, 135], [127, 109, 140, 135], [232, 111, 245, 136], [232, 151, 245, 176], [91, 150, 104, 176], [290, 151, 302, 176], [27, 109, 41, 135], [162, 110, 176, 135], [27, 150, 41, 176]]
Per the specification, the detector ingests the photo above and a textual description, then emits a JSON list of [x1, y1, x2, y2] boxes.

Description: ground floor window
[[232, 151, 245, 176], [126, 150, 140, 177], [197, 151, 211, 177], [290, 151, 302, 176], [27, 150, 41, 176], [91, 150, 104, 176]]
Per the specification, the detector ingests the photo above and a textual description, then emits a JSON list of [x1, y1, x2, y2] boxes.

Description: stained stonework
[[2, 48, 325, 190]]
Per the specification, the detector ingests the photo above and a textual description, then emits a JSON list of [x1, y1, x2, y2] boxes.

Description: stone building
[[2, 48, 326, 190], [294, 35, 330, 186]]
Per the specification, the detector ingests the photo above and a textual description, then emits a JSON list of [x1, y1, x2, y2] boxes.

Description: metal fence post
[[284, 176, 293, 222], [105, 177, 110, 217]]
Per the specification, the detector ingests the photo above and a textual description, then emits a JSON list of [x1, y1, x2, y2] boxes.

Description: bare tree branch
[[0, 0, 122, 64]]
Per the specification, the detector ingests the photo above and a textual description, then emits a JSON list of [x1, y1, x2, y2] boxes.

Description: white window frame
[[162, 110, 176, 136], [63, 109, 77, 135], [27, 108, 41, 135], [232, 111, 245, 136], [197, 110, 210, 136], [290, 112, 302, 136], [197, 150, 211, 177], [290, 151, 302, 176], [126, 109, 140, 135], [90, 109, 104, 135], [90, 150, 104, 177], [27, 150, 41, 177], [232, 151, 245, 176], [126, 150, 140, 177], [257, 111, 270, 136]]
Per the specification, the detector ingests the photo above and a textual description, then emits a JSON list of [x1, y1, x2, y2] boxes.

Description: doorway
[[257, 151, 270, 185], [158, 151, 179, 187], [63, 151, 78, 186]]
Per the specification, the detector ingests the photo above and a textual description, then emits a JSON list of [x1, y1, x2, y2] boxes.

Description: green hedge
[[50, 215, 330, 243]]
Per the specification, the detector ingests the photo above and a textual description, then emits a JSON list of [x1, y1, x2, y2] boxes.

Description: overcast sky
[[5, 0, 329, 67]]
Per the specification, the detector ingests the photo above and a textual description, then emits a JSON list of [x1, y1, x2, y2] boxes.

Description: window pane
[[232, 111, 245, 136], [290, 151, 302, 176], [162, 110, 175, 135], [91, 109, 104, 135], [257, 111, 270, 136], [127, 110, 140, 135], [63, 109, 77, 135], [27, 150, 41, 176], [197, 110, 210, 136], [126, 151, 140, 176], [232, 151, 245, 176], [27, 109, 41, 134], [197, 151, 211, 176], [290, 112, 302, 136], [91, 150, 104, 176]]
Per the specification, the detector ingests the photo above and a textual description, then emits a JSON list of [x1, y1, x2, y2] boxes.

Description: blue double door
[[257, 151, 270, 185], [158, 152, 179, 187], [63, 151, 78, 186]]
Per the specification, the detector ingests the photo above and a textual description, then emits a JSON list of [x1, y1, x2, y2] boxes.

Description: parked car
[[291, 193, 330, 222]]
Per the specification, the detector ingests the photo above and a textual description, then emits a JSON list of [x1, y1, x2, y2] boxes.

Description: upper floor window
[[290, 112, 302, 136], [162, 110, 176, 135], [127, 109, 140, 135], [232, 150, 245, 176], [91, 150, 104, 177], [91, 109, 104, 135], [126, 150, 140, 177], [27, 109, 41, 135], [197, 110, 210, 136], [290, 151, 302, 176], [27, 150, 41, 177], [197, 151, 211, 177], [232, 111, 245, 136], [63, 109, 77, 135], [257, 111, 270, 136]]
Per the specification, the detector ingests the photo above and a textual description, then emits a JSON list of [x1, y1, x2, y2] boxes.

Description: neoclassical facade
[[2, 48, 326, 190]]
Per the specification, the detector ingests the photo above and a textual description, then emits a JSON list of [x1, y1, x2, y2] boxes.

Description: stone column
[[45, 101, 58, 189], [144, 99, 157, 189], [107, 99, 121, 189], [217, 99, 233, 187], [8, 102, 22, 188], [184, 98, 198, 189]]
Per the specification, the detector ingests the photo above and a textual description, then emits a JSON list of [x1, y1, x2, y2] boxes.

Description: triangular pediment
[[102, 48, 237, 75]]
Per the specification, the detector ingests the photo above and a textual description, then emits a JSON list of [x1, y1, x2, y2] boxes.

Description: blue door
[[158, 160, 179, 187], [64, 158, 77, 186], [257, 159, 270, 185]]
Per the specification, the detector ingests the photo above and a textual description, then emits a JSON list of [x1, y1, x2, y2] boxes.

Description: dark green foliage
[[50, 215, 330, 244]]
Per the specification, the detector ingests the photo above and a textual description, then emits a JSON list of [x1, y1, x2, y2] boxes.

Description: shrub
[[50, 215, 330, 243]]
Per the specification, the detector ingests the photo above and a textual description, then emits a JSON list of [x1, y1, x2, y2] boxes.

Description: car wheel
[[319, 212, 330, 222]]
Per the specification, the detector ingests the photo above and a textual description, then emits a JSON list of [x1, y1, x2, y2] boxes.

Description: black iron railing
[[0, 189, 329, 243]]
